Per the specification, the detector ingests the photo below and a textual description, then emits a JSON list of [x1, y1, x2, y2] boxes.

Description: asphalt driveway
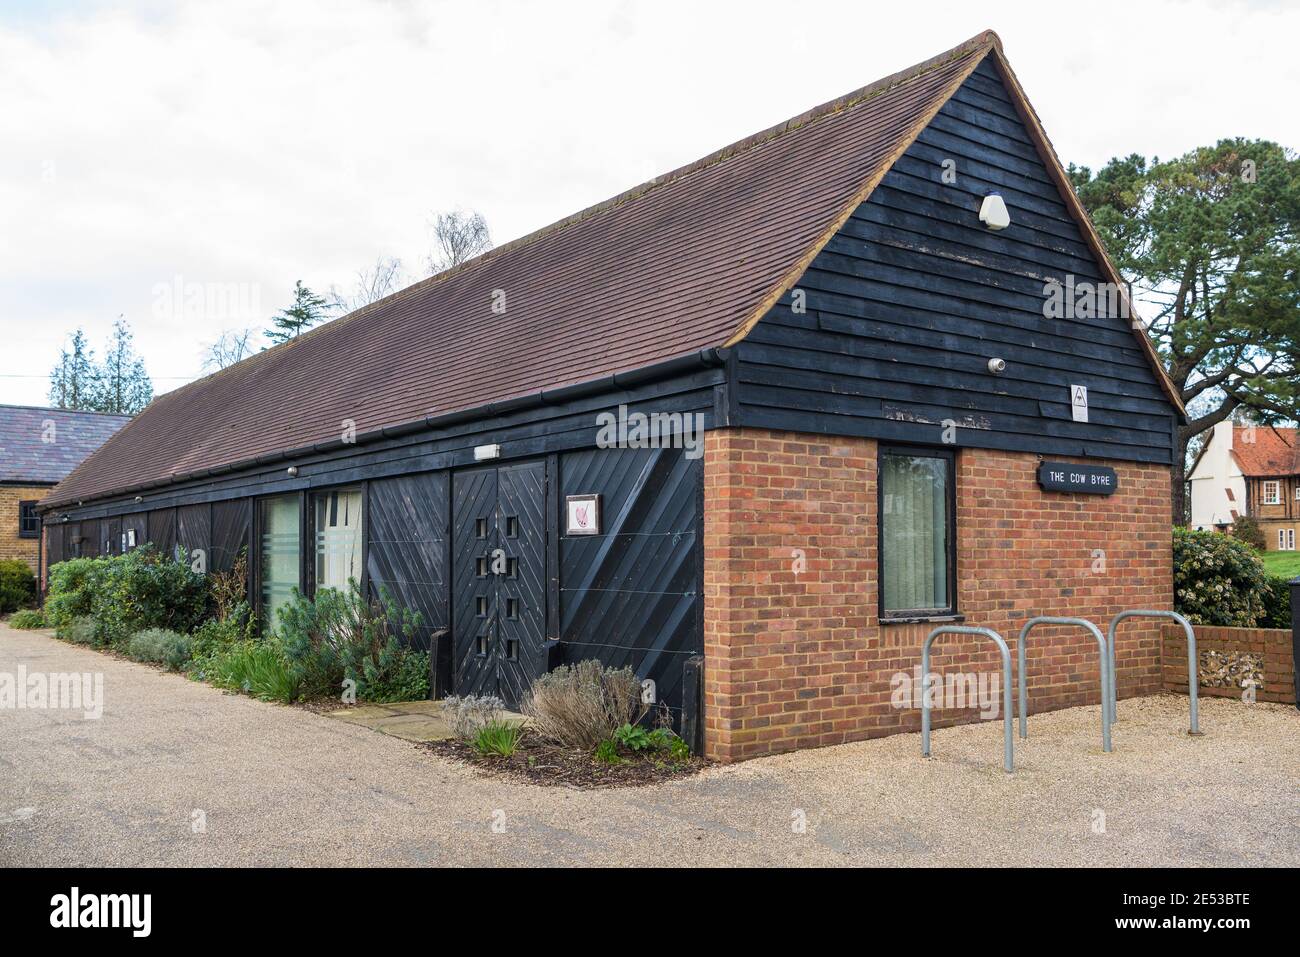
[[2, 623, 1297, 867]]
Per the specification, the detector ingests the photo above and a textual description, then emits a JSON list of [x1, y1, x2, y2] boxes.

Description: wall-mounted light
[[474, 443, 502, 461], [987, 357, 1007, 375], [287, 466, 299, 477], [979, 192, 1010, 230]]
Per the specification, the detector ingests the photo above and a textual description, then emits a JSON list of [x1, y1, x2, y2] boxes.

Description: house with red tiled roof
[[1188, 420, 1300, 550]]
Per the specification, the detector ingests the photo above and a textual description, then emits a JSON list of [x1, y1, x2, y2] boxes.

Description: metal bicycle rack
[[1017, 616, 1111, 752], [1107, 609, 1201, 736], [921, 626, 1015, 773]]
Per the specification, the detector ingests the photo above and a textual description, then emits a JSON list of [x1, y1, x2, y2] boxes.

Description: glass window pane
[[882, 453, 949, 613], [314, 488, 363, 593], [261, 495, 301, 628]]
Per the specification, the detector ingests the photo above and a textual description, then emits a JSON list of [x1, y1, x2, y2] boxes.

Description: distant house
[[1189, 420, 1299, 550], [0, 405, 131, 575]]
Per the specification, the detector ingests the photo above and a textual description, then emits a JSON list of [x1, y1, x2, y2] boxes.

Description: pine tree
[[92, 318, 154, 414], [265, 280, 329, 344], [48, 329, 100, 410]]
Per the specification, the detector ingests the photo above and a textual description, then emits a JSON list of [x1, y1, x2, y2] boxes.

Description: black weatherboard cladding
[[365, 472, 449, 652], [210, 499, 251, 574], [559, 445, 702, 720], [735, 60, 1175, 464], [147, 508, 177, 558], [50, 500, 250, 572]]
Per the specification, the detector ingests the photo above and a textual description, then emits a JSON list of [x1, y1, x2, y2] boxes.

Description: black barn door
[[452, 460, 547, 708], [495, 461, 547, 706]]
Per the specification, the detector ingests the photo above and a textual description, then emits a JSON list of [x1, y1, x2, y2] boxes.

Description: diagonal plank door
[[494, 461, 547, 708]]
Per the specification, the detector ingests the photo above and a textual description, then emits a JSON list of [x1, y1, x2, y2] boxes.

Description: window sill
[[879, 613, 965, 626]]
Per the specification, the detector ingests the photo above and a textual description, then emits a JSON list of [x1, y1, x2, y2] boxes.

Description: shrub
[[361, 645, 430, 703], [1229, 515, 1267, 550], [126, 628, 193, 670], [90, 546, 209, 646], [474, 720, 522, 757], [1173, 527, 1269, 627], [57, 616, 97, 645], [275, 580, 424, 702], [601, 723, 690, 763], [207, 640, 299, 703], [0, 559, 36, 613], [45, 547, 209, 647], [7, 609, 47, 630], [190, 606, 254, 661], [1259, 577, 1293, 630], [523, 659, 645, 749], [442, 694, 507, 742], [44, 557, 104, 628]]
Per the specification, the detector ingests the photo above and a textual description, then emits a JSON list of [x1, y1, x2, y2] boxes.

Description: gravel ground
[[2, 623, 1297, 867]]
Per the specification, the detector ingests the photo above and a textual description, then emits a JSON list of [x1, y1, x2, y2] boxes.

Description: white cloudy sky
[[1, 0, 1296, 407]]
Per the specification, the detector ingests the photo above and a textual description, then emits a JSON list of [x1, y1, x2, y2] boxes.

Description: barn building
[[40, 31, 1183, 761]]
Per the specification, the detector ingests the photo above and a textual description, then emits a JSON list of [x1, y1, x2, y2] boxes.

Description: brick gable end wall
[[703, 428, 1173, 762]]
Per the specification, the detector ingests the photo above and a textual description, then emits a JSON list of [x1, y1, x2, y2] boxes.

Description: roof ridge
[[146, 30, 1002, 408], [0, 403, 132, 418]]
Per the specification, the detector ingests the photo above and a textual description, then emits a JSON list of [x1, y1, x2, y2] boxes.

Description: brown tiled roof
[[0, 405, 131, 484], [1231, 425, 1299, 476], [44, 29, 1179, 509]]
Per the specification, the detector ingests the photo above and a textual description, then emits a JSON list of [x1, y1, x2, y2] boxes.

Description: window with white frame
[[1279, 528, 1295, 551], [1262, 481, 1281, 505]]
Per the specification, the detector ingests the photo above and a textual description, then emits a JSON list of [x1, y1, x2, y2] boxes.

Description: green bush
[[57, 616, 97, 645], [7, 609, 47, 629], [1173, 527, 1268, 627], [126, 628, 193, 670], [44, 557, 105, 628], [1259, 577, 1293, 629], [206, 640, 299, 702], [192, 602, 253, 653], [93, 546, 209, 646], [0, 559, 36, 613], [362, 645, 430, 703], [45, 547, 209, 648], [602, 722, 690, 763], [275, 580, 425, 702], [1229, 515, 1267, 550]]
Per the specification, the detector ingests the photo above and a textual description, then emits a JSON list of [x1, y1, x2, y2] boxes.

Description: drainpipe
[[1290, 577, 1300, 711]]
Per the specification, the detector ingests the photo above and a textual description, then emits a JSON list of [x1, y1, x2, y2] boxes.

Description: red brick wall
[[1162, 623, 1295, 706], [703, 429, 1173, 762]]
